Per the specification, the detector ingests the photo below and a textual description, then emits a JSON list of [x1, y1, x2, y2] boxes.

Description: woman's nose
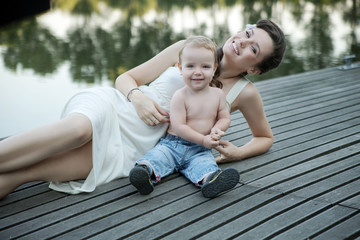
[[239, 38, 251, 48]]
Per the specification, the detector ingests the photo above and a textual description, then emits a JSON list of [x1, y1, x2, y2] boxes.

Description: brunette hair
[[214, 19, 286, 79], [179, 36, 222, 88], [256, 19, 286, 74]]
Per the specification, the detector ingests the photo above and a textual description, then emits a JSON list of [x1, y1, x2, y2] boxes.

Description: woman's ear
[[248, 68, 261, 75]]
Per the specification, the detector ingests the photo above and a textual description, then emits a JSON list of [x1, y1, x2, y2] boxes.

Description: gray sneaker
[[129, 164, 154, 195], [201, 168, 239, 198]]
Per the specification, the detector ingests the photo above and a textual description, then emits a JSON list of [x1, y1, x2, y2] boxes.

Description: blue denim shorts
[[136, 134, 219, 185]]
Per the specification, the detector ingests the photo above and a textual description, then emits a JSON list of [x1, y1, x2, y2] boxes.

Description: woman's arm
[[115, 40, 185, 125], [115, 40, 185, 92], [215, 83, 273, 162]]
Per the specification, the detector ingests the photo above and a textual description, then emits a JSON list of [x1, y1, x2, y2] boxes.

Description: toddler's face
[[179, 46, 217, 92]]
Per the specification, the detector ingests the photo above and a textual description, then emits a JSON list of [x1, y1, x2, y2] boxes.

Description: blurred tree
[[0, 0, 358, 84], [301, 4, 333, 71], [0, 17, 65, 75]]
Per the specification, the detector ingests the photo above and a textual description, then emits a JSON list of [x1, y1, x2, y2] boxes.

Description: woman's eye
[[251, 46, 257, 54], [246, 31, 250, 38]]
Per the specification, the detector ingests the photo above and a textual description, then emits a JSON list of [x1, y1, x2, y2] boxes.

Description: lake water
[[0, 0, 359, 137]]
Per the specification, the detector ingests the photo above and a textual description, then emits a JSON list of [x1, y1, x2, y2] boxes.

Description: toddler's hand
[[203, 134, 219, 149], [210, 128, 225, 141]]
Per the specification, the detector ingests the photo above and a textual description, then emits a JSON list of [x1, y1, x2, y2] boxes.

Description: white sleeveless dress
[[49, 67, 249, 194]]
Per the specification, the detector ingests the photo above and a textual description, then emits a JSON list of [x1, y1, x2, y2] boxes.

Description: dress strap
[[226, 78, 249, 111]]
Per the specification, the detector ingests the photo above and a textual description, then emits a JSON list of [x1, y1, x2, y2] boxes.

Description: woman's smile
[[230, 41, 239, 55]]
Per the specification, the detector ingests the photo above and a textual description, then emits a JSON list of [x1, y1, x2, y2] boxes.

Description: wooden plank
[[226, 109, 360, 163], [262, 80, 360, 108], [255, 69, 345, 92], [163, 193, 318, 240], [230, 200, 333, 240], [0, 191, 65, 218], [4, 176, 187, 239], [340, 194, 360, 210], [235, 206, 359, 240], [229, 77, 360, 131], [0, 182, 51, 208], [163, 153, 360, 239], [236, 79, 360, 120], [271, 206, 357, 239], [226, 91, 360, 145], [237, 136, 360, 184], [228, 94, 360, 139], [235, 201, 359, 239], [259, 68, 358, 92], [246, 145, 360, 188], [90, 185, 275, 240], [251, 153, 360, 197], [77, 184, 247, 239], [188, 170, 359, 239], [314, 180, 360, 208], [312, 213, 360, 240], [260, 113, 358, 152], [259, 73, 359, 105], [0, 178, 129, 229], [226, 111, 360, 161], [285, 165, 360, 201]]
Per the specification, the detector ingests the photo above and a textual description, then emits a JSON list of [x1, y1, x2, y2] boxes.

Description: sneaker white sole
[[201, 168, 239, 198]]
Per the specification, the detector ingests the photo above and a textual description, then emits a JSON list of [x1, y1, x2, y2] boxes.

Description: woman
[[0, 19, 286, 199]]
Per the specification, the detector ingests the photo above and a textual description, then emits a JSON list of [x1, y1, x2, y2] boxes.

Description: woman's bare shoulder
[[233, 82, 263, 110]]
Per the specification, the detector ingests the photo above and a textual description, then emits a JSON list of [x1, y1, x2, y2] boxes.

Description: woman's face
[[222, 28, 274, 75]]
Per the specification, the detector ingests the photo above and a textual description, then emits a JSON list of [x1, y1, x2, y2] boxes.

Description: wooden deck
[[1, 65, 360, 239]]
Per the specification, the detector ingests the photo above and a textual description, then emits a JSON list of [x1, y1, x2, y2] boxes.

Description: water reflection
[[0, 0, 359, 83], [0, 0, 359, 136]]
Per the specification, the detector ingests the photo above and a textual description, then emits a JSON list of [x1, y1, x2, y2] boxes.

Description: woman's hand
[[131, 91, 169, 126], [215, 140, 241, 163]]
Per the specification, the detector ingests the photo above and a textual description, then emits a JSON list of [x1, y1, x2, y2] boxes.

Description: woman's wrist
[[234, 146, 246, 160], [127, 88, 143, 102], [238, 137, 272, 160]]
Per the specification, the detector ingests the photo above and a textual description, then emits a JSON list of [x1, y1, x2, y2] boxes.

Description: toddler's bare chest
[[185, 101, 218, 119]]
